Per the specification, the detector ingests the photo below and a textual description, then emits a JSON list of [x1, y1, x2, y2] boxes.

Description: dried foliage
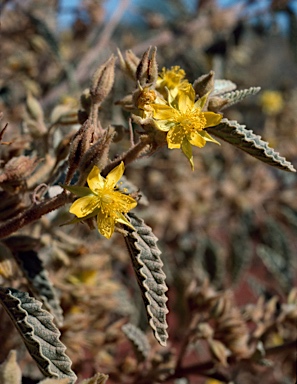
[[0, 1, 296, 383]]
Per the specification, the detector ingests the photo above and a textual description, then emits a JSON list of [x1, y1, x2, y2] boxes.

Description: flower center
[[176, 109, 207, 137]]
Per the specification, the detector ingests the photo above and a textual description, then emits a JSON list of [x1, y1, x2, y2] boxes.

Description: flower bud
[[117, 48, 140, 80], [193, 70, 215, 98], [136, 46, 158, 86], [208, 96, 229, 112], [90, 55, 116, 105]]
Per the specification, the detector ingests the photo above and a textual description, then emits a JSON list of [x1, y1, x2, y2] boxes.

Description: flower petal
[[114, 192, 138, 212], [204, 111, 222, 127], [115, 212, 136, 230], [87, 166, 105, 194], [176, 87, 194, 112], [189, 131, 206, 148], [63, 185, 92, 197], [152, 104, 176, 120], [97, 211, 115, 239], [199, 130, 221, 145], [167, 125, 184, 148], [194, 92, 209, 110], [181, 139, 194, 170], [106, 162, 125, 188], [69, 195, 100, 218]]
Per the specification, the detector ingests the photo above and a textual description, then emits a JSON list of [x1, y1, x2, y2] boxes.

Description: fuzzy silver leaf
[[206, 118, 296, 172], [125, 213, 169, 347], [122, 323, 151, 361], [0, 288, 76, 383]]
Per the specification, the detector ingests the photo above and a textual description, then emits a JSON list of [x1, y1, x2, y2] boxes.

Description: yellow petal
[[152, 104, 175, 120], [177, 88, 194, 112], [154, 120, 172, 132], [204, 111, 222, 127], [106, 161, 125, 188], [167, 126, 184, 148], [189, 131, 206, 148], [97, 211, 115, 239], [117, 193, 138, 212], [115, 212, 136, 230], [194, 92, 209, 110], [87, 166, 105, 194], [69, 195, 100, 218], [200, 130, 221, 145], [181, 139, 194, 170]]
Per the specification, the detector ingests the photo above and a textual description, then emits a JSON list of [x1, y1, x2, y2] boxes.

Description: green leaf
[[124, 213, 169, 347], [0, 288, 76, 383], [206, 118, 296, 172]]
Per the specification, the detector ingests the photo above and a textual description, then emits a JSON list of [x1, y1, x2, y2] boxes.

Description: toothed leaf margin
[[206, 118, 296, 172], [0, 287, 76, 382], [124, 213, 169, 347]]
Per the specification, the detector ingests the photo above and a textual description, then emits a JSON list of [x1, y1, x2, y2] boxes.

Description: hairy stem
[[0, 192, 71, 239], [101, 135, 152, 177]]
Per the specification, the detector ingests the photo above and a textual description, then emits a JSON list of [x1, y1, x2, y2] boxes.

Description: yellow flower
[[260, 90, 284, 115], [156, 66, 191, 98], [151, 85, 222, 169], [67, 162, 137, 239]]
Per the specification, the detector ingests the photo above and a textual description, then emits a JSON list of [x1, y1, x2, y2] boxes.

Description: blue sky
[[58, 0, 297, 31]]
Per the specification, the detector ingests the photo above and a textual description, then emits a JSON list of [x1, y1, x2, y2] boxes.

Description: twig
[[0, 192, 71, 239]]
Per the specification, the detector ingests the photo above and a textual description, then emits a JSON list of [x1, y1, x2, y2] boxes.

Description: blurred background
[[1, 1, 297, 383]]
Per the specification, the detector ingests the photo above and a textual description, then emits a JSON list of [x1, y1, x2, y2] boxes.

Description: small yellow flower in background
[[204, 379, 225, 384], [151, 84, 222, 169], [66, 162, 137, 239], [156, 66, 191, 98], [260, 90, 284, 115]]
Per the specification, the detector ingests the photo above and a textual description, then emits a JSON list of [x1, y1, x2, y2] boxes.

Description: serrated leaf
[[206, 119, 296, 172], [220, 87, 261, 108], [80, 373, 109, 384], [124, 213, 168, 347], [13, 250, 63, 326], [0, 288, 76, 383], [213, 79, 237, 95], [0, 350, 22, 384], [122, 323, 151, 361]]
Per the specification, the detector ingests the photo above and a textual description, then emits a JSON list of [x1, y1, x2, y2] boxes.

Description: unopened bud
[[136, 46, 158, 86], [193, 70, 215, 98], [78, 127, 115, 183], [118, 49, 140, 80], [208, 96, 229, 112], [90, 55, 116, 104], [66, 120, 94, 184]]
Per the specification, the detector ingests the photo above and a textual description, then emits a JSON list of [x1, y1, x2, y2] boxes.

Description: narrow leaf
[[206, 119, 296, 172], [124, 213, 169, 347], [14, 250, 63, 327], [0, 288, 76, 382], [220, 87, 261, 108], [122, 323, 151, 361]]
